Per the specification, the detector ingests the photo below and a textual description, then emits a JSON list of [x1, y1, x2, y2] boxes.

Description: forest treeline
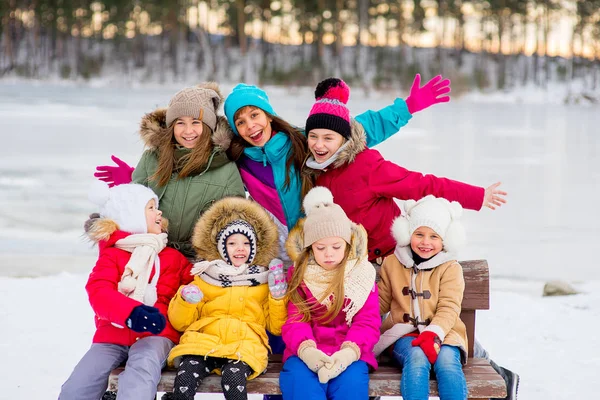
[[1, 1, 599, 92]]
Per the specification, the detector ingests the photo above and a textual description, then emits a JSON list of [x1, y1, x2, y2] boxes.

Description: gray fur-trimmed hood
[[329, 118, 368, 168]]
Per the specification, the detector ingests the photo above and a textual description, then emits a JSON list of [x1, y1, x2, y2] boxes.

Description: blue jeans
[[279, 356, 369, 400], [392, 336, 467, 400]]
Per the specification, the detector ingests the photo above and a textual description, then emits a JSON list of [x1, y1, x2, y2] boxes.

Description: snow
[[1, 81, 598, 399]]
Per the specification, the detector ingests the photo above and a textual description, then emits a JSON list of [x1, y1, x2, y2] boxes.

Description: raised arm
[[355, 74, 451, 148], [368, 152, 485, 211]]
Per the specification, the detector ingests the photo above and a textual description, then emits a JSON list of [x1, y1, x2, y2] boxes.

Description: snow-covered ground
[[1, 81, 598, 399]]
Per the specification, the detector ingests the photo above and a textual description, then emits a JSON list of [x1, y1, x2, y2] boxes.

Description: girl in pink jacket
[[279, 187, 380, 400]]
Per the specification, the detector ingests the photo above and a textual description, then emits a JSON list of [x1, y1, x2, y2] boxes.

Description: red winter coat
[[311, 120, 485, 261], [85, 219, 193, 346]]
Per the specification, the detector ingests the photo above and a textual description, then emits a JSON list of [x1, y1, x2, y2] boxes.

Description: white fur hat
[[88, 181, 159, 234], [391, 195, 466, 253]]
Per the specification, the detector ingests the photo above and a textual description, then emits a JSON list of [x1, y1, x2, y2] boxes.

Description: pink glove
[[94, 155, 134, 187], [181, 284, 203, 304], [268, 258, 287, 299], [405, 74, 451, 114]]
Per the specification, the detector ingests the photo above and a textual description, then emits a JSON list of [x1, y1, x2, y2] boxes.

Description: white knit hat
[[302, 186, 352, 247], [391, 195, 466, 253], [88, 181, 159, 234]]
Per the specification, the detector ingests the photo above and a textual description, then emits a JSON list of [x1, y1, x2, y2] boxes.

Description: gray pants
[[59, 336, 174, 400], [473, 339, 489, 359]]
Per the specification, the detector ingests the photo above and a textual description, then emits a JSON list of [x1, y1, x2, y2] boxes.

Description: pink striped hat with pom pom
[[305, 78, 352, 139]]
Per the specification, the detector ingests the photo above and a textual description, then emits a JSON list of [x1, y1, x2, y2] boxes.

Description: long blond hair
[[287, 245, 351, 324], [150, 121, 214, 187]]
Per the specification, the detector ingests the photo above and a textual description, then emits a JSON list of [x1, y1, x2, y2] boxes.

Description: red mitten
[[411, 331, 442, 364]]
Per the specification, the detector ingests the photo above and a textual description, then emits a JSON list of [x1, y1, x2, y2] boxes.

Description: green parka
[[132, 109, 245, 259]]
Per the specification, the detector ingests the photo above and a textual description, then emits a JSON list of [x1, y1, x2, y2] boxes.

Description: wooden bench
[[108, 259, 507, 399]]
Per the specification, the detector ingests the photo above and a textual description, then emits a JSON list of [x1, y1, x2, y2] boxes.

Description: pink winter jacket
[[282, 219, 381, 370]]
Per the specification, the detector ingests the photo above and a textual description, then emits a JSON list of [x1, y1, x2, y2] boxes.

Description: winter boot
[[102, 391, 116, 400], [490, 360, 520, 400]]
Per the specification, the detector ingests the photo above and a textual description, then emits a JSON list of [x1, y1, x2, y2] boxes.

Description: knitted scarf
[[114, 233, 168, 306], [303, 256, 376, 326], [191, 259, 269, 288]]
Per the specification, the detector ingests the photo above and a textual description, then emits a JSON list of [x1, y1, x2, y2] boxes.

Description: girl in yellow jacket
[[163, 197, 288, 400], [375, 195, 469, 400]]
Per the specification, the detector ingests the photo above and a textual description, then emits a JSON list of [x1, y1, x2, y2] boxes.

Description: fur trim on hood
[[139, 110, 233, 152], [86, 217, 169, 243], [191, 197, 279, 266], [329, 118, 367, 168], [285, 217, 369, 263]]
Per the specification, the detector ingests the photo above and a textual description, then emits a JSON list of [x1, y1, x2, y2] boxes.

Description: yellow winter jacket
[[167, 276, 287, 379]]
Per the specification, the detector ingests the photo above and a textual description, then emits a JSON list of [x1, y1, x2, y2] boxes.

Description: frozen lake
[[1, 81, 598, 282]]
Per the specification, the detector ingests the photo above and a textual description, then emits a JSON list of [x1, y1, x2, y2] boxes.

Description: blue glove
[[126, 305, 166, 334]]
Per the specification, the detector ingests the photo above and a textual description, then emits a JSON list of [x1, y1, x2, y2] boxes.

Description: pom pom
[[314, 78, 350, 104], [88, 180, 110, 207], [443, 220, 467, 253], [391, 215, 412, 247], [118, 276, 137, 296], [403, 199, 418, 214], [303, 186, 334, 215], [143, 286, 157, 307], [448, 200, 463, 220]]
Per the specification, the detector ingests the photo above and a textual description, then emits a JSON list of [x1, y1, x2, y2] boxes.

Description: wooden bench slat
[[107, 359, 506, 398]]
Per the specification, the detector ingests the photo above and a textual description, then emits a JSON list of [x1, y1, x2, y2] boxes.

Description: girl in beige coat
[[376, 195, 468, 400]]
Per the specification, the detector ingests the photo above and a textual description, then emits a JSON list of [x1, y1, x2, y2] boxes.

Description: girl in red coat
[[302, 77, 507, 264], [303, 78, 519, 400], [59, 181, 193, 400]]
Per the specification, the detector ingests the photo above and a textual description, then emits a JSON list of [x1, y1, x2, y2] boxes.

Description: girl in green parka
[[95, 83, 246, 260]]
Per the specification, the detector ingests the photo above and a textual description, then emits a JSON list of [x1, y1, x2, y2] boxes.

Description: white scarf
[[114, 233, 168, 306], [191, 259, 269, 287], [303, 256, 376, 326]]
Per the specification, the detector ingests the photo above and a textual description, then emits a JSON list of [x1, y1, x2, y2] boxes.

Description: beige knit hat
[[165, 82, 223, 130], [302, 186, 352, 247]]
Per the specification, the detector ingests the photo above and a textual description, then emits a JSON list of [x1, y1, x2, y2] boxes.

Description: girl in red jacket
[[59, 181, 193, 400], [302, 77, 507, 264]]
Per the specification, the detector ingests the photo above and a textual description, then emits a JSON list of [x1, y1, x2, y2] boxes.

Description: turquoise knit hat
[[224, 83, 276, 135]]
